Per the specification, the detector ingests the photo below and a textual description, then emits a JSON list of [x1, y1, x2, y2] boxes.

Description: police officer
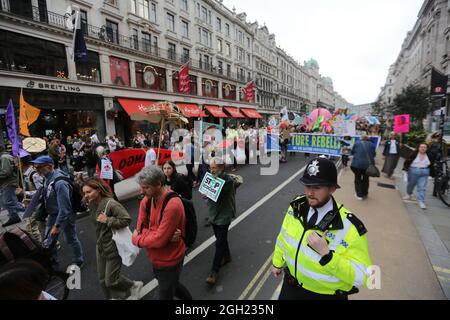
[[272, 157, 372, 300]]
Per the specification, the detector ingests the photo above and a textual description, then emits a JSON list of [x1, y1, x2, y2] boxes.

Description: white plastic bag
[[112, 227, 140, 267]]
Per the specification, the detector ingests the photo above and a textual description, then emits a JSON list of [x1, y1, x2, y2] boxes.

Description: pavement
[[1, 150, 449, 300]]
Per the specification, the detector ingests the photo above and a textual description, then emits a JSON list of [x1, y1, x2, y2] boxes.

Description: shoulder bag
[[362, 142, 380, 178]]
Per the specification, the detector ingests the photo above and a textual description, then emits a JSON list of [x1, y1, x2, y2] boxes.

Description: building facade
[[378, 0, 450, 121], [0, 0, 350, 145]]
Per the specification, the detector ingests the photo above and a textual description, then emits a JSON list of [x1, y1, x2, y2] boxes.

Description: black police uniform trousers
[[279, 270, 348, 301]]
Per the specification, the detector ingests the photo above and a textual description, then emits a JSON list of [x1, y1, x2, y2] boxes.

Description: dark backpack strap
[[158, 192, 179, 225], [0, 233, 14, 261]]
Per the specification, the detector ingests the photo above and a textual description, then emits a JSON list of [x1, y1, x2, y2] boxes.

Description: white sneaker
[[403, 194, 412, 201], [418, 202, 427, 210], [355, 194, 363, 201], [129, 281, 143, 300]]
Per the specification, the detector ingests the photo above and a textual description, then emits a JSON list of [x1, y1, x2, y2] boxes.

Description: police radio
[[316, 204, 344, 231]]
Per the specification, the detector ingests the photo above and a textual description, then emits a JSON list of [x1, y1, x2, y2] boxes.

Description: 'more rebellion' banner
[[267, 133, 381, 156], [108, 148, 183, 179]]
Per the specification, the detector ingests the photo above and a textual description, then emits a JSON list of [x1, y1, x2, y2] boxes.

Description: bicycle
[[435, 159, 450, 207]]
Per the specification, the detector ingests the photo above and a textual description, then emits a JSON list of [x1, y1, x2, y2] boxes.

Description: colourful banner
[[286, 133, 380, 156], [5, 99, 21, 157], [108, 148, 183, 179], [394, 114, 410, 133]]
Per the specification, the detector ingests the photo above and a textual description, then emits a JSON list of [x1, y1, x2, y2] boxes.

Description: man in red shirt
[[132, 167, 192, 300]]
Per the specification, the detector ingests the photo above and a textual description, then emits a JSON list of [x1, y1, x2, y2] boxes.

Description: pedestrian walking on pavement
[[402, 143, 435, 210], [350, 135, 376, 200], [382, 132, 401, 178], [163, 160, 192, 200], [272, 157, 372, 300], [32, 156, 84, 270], [82, 178, 143, 300], [205, 159, 236, 285], [132, 167, 192, 300], [0, 145, 24, 227]]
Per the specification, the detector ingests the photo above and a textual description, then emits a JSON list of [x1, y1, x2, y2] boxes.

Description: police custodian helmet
[[300, 157, 341, 188]]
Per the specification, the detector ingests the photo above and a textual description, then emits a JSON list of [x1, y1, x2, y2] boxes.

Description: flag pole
[[157, 117, 165, 164]]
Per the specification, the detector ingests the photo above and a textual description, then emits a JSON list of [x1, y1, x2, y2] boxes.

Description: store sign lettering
[[26, 80, 81, 92]]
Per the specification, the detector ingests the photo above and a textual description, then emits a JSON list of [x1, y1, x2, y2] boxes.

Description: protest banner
[[199, 172, 225, 202], [394, 114, 410, 133]]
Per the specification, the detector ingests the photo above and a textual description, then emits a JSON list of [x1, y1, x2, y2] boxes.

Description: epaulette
[[346, 212, 367, 236], [290, 195, 307, 214]]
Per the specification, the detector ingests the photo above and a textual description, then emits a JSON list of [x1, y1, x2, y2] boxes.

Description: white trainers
[[129, 281, 143, 300], [354, 194, 363, 201], [418, 202, 427, 210], [403, 194, 416, 201]]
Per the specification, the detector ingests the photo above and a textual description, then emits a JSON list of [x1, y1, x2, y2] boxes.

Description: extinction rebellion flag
[[431, 68, 448, 97]]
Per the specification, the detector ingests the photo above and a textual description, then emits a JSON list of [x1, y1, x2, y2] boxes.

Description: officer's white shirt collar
[[307, 197, 334, 225]]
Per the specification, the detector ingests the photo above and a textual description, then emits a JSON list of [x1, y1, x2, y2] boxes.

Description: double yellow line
[[238, 253, 275, 300]]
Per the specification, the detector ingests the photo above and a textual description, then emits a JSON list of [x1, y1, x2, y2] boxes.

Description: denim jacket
[[43, 169, 73, 227], [351, 141, 376, 170]]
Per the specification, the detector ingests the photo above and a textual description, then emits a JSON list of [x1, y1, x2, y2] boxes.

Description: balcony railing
[[0, 5, 250, 85]]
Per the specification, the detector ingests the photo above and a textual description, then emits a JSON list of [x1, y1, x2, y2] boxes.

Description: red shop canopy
[[224, 106, 246, 118], [205, 105, 228, 118], [177, 103, 205, 118], [117, 98, 161, 117], [240, 108, 263, 119]]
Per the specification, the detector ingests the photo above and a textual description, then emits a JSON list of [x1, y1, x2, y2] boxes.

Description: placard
[[199, 172, 225, 202]]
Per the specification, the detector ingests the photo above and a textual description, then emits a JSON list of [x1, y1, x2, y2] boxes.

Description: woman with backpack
[[350, 135, 376, 201], [82, 178, 143, 300], [163, 161, 192, 200]]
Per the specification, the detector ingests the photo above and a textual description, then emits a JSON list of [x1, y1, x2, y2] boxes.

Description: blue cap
[[31, 156, 54, 165]]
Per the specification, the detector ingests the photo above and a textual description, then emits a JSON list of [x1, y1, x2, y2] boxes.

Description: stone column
[[100, 54, 112, 85], [104, 97, 116, 137], [197, 76, 203, 97], [129, 61, 137, 88], [166, 69, 174, 92], [218, 80, 223, 99]]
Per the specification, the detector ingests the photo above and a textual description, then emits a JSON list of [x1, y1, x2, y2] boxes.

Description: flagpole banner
[[5, 99, 21, 157], [179, 64, 190, 93], [284, 133, 380, 156], [199, 172, 225, 202]]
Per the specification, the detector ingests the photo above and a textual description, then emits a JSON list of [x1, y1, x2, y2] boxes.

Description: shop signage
[[26, 80, 81, 92]]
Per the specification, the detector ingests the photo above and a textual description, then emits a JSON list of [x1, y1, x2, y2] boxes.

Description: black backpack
[[52, 176, 87, 214], [145, 192, 198, 248]]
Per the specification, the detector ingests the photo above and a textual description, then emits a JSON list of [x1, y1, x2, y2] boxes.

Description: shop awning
[[117, 98, 160, 118], [224, 107, 245, 118], [240, 108, 263, 119], [177, 103, 205, 118], [205, 105, 228, 118]]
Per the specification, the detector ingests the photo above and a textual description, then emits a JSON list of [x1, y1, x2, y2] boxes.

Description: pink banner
[[394, 114, 410, 133]]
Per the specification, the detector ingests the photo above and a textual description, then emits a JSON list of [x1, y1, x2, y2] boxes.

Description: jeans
[[407, 167, 430, 202], [0, 185, 23, 220], [212, 224, 231, 273], [152, 260, 192, 300], [43, 214, 84, 269], [351, 167, 370, 198]]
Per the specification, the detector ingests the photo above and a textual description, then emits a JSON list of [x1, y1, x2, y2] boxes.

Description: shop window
[[202, 78, 218, 98], [0, 30, 67, 77], [222, 83, 236, 100], [135, 62, 166, 91], [172, 73, 197, 95], [109, 56, 130, 86], [75, 50, 101, 82]]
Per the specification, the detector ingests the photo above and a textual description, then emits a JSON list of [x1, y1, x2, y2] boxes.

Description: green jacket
[[208, 172, 236, 225], [89, 197, 131, 259], [0, 153, 18, 189]]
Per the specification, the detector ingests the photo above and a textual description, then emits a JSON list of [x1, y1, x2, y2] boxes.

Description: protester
[[163, 161, 192, 200], [107, 136, 117, 153], [145, 142, 157, 167], [90, 130, 100, 146], [350, 135, 376, 200], [132, 167, 192, 300], [0, 259, 56, 300], [82, 178, 143, 300], [0, 145, 24, 227], [95, 146, 117, 200], [272, 157, 372, 300], [382, 132, 401, 178], [205, 159, 236, 285], [340, 136, 353, 168], [403, 143, 435, 210], [32, 156, 84, 270], [84, 143, 97, 178]]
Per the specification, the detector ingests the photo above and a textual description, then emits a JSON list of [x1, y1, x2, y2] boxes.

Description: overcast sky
[[222, 0, 424, 105]]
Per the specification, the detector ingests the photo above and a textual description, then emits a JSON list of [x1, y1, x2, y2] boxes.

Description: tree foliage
[[392, 85, 430, 129]]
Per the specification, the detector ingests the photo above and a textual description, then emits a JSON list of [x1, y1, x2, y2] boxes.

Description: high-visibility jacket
[[273, 195, 372, 295]]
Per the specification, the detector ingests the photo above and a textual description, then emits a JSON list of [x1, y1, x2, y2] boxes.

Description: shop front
[[0, 86, 105, 143]]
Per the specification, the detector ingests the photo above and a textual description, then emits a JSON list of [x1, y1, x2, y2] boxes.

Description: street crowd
[[0, 120, 448, 300]]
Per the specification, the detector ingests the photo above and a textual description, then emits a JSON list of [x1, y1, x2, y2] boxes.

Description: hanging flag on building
[[431, 68, 448, 97], [66, 5, 87, 61], [19, 89, 41, 137], [244, 81, 255, 103], [178, 63, 190, 93]]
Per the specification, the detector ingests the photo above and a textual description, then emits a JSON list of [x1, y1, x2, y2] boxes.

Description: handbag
[[104, 200, 140, 266], [362, 142, 380, 178]]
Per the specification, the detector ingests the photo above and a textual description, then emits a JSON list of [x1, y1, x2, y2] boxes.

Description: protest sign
[[199, 172, 225, 202]]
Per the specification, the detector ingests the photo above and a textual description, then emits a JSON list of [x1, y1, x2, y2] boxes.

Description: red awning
[[205, 105, 228, 118], [177, 103, 204, 118], [224, 107, 245, 118], [117, 98, 161, 117], [241, 108, 263, 119]]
